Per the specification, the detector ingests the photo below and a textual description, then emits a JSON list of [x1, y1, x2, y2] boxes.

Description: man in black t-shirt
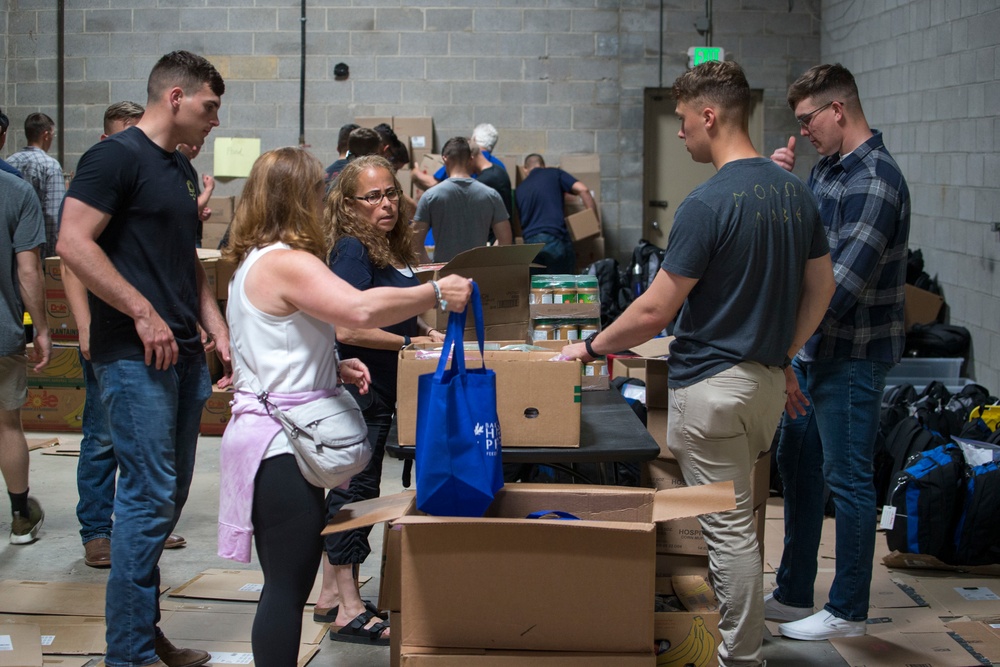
[[58, 51, 229, 667]]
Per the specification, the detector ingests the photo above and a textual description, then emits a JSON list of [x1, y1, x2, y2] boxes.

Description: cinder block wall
[[820, 0, 1000, 388], [0, 0, 820, 266]]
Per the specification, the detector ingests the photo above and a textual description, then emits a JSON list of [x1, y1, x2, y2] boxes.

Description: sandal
[[313, 599, 383, 624], [328, 610, 389, 646]]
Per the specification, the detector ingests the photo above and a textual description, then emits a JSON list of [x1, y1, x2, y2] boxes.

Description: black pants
[[324, 386, 395, 565], [251, 454, 325, 667]]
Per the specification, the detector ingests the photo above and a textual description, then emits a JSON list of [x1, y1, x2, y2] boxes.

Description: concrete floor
[[1, 431, 852, 666]]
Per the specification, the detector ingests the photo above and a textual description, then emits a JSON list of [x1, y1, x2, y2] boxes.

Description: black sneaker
[[10, 497, 44, 545]]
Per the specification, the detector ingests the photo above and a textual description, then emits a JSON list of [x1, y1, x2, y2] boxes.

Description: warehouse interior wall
[[819, 0, 1000, 389], [1, 0, 996, 386]]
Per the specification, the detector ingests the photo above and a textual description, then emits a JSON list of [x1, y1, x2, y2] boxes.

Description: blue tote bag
[[415, 283, 504, 517]]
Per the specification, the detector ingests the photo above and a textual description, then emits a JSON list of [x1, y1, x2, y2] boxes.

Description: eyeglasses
[[795, 100, 836, 128], [353, 188, 401, 206]]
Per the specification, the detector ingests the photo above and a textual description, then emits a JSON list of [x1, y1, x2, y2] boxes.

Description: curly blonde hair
[[222, 147, 329, 263], [325, 154, 416, 269]]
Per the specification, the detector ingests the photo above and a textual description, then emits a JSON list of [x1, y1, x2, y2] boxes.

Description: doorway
[[642, 88, 764, 247]]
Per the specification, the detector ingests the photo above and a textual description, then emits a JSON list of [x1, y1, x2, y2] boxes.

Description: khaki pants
[[667, 362, 786, 667]]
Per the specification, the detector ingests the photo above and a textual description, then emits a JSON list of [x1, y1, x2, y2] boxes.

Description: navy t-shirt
[[515, 167, 577, 240], [329, 236, 420, 401], [65, 126, 203, 363], [662, 157, 829, 387]]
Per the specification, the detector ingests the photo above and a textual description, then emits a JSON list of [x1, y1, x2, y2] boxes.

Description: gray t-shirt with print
[[1, 170, 46, 356]]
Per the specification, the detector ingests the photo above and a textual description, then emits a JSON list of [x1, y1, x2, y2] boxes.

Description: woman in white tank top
[[217, 147, 472, 665]]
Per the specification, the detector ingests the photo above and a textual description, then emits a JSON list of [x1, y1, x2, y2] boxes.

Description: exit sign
[[687, 46, 726, 68]]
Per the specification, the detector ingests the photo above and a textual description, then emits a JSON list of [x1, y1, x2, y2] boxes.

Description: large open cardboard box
[[326, 482, 736, 657], [904, 284, 943, 330], [396, 344, 582, 447], [414, 244, 543, 332]]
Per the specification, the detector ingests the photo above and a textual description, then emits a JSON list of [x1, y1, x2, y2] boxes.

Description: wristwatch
[[584, 331, 599, 359], [780, 354, 792, 369]]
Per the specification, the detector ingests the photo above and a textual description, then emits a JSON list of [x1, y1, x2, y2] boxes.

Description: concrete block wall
[[1, 0, 820, 266], [820, 0, 1000, 389]]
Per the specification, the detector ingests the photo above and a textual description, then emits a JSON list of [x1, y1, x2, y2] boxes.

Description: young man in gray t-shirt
[[563, 61, 835, 667]]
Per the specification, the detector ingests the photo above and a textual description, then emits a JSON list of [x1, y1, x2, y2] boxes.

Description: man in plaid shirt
[[765, 63, 910, 641], [8, 112, 66, 259]]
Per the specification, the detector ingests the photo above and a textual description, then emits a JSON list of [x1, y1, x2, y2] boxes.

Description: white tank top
[[229, 244, 341, 457]]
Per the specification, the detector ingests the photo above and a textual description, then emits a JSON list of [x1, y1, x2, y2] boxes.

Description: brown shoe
[[164, 533, 187, 549], [84, 538, 111, 568], [154, 635, 210, 667]]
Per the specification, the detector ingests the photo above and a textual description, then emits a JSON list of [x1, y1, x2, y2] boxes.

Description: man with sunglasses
[[411, 136, 511, 263], [766, 63, 910, 641]]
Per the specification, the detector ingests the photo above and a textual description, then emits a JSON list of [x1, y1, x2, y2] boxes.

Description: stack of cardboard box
[[203, 195, 236, 250], [195, 249, 235, 435], [611, 338, 771, 663], [21, 343, 86, 432]]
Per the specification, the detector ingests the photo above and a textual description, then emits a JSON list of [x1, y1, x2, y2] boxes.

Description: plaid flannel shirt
[[801, 131, 910, 364], [8, 146, 65, 259]]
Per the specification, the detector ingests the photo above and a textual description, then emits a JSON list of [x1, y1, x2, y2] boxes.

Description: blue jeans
[[93, 355, 211, 667], [525, 233, 576, 275], [774, 357, 891, 622], [77, 354, 117, 544]]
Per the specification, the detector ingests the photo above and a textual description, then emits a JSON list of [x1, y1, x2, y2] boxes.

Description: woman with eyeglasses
[[311, 154, 444, 645], [218, 148, 470, 663]]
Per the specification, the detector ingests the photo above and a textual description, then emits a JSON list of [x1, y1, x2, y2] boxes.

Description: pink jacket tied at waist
[[217, 387, 340, 562]]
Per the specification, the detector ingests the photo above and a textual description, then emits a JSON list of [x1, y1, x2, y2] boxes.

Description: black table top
[[386, 388, 661, 464]]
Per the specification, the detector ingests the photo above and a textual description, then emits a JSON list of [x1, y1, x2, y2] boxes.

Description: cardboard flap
[[652, 480, 737, 522], [427, 244, 544, 272], [322, 491, 416, 534], [394, 514, 651, 533], [628, 336, 673, 358]]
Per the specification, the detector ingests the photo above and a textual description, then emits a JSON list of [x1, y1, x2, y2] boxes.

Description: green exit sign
[[687, 46, 726, 68]]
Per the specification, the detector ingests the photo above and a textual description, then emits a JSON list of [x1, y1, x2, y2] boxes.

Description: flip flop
[[328, 610, 389, 646], [313, 599, 383, 624]]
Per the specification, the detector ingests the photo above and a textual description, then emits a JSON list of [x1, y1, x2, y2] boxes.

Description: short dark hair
[[374, 123, 410, 168], [524, 153, 545, 168], [347, 127, 381, 157], [337, 123, 359, 154], [786, 63, 860, 110], [24, 112, 55, 143], [147, 50, 225, 100], [442, 136, 471, 163], [0, 108, 9, 133], [672, 60, 751, 127], [103, 101, 144, 135]]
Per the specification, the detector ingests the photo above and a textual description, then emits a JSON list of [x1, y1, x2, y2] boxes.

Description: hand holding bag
[[230, 338, 371, 489], [415, 282, 504, 516]]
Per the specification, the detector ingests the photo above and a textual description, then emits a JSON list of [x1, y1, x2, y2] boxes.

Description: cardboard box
[[0, 622, 43, 667], [325, 482, 737, 654], [399, 650, 654, 665], [0, 581, 106, 617], [201, 222, 229, 251], [414, 244, 543, 331], [564, 208, 602, 242], [573, 235, 605, 272], [21, 386, 86, 432], [396, 167, 413, 197], [904, 284, 944, 331], [199, 384, 233, 435], [393, 117, 434, 166], [644, 453, 771, 557], [396, 345, 582, 447], [44, 290, 79, 341], [166, 568, 328, 605], [355, 116, 393, 132], [529, 302, 601, 321], [25, 344, 84, 387], [653, 578, 722, 667], [43, 257, 64, 292], [0, 615, 105, 656], [207, 196, 236, 224], [199, 252, 237, 301]]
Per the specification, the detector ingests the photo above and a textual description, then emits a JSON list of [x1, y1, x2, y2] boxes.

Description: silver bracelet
[[429, 280, 447, 311]]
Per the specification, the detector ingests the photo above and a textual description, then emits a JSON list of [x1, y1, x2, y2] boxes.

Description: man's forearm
[[16, 249, 48, 333]]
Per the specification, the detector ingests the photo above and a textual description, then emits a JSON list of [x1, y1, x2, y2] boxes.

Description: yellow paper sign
[[213, 137, 261, 178]]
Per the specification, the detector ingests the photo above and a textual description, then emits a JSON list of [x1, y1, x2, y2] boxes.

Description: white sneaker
[[779, 610, 866, 640], [763, 591, 812, 623]]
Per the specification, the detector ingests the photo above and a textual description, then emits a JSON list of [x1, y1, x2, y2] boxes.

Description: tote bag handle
[[433, 281, 486, 381]]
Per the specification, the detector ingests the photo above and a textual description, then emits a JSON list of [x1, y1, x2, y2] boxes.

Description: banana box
[[654, 577, 722, 667], [26, 344, 84, 387], [21, 386, 86, 432]]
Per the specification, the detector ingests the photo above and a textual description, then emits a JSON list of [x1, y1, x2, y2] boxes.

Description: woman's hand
[[436, 275, 474, 312], [339, 358, 371, 395], [427, 329, 446, 343]]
